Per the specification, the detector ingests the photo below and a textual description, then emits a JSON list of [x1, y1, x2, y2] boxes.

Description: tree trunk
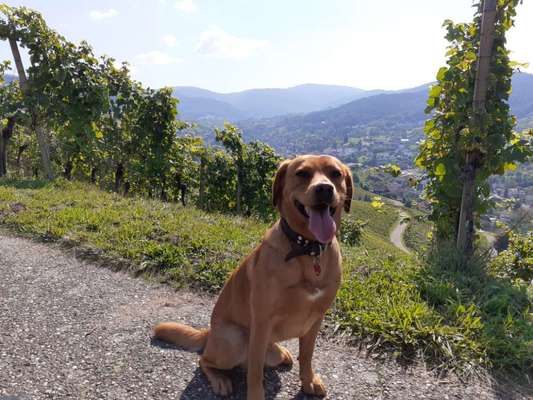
[[63, 159, 73, 180], [90, 167, 97, 184], [456, 155, 477, 255], [114, 163, 124, 193], [456, 0, 497, 256], [0, 117, 16, 177], [0, 137, 6, 177], [180, 184, 187, 207], [236, 163, 242, 214], [198, 156, 205, 209], [16, 143, 29, 168], [7, 27, 54, 180], [160, 176, 167, 201]]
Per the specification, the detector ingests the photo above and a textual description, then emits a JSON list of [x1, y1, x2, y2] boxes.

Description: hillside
[[1, 179, 530, 379], [173, 83, 382, 120], [235, 72, 533, 166]]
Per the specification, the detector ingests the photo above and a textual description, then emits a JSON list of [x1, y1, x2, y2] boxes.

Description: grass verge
[[404, 209, 432, 252], [0, 179, 531, 382]]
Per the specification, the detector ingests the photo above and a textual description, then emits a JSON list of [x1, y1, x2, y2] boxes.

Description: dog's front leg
[[299, 317, 327, 397], [247, 315, 270, 400]]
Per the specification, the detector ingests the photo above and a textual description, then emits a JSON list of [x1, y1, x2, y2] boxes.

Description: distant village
[[322, 128, 531, 233]]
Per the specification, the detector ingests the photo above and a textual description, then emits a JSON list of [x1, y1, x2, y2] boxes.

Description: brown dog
[[154, 155, 353, 399]]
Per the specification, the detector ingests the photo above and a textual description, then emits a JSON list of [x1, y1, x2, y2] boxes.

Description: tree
[[0, 5, 55, 178], [0, 60, 28, 177], [241, 140, 281, 217], [168, 135, 203, 204], [215, 123, 245, 213], [415, 0, 531, 257], [50, 41, 109, 180], [95, 60, 142, 191], [129, 87, 187, 198], [211, 123, 281, 217]]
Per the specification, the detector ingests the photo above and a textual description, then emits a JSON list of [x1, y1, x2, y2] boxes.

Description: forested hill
[[173, 83, 383, 120], [235, 72, 533, 156]]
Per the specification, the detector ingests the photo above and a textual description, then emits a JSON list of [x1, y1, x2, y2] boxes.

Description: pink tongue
[[308, 207, 336, 244]]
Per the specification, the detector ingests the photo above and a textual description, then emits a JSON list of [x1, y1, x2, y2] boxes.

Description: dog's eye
[[296, 170, 311, 179], [330, 169, 342, 179]]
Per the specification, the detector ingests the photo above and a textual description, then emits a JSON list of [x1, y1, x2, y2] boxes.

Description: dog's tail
[[153, 322, 209, 353]]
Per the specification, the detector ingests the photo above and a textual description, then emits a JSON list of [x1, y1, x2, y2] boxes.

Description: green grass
[[344, 197, 401, 253], [0, 178, 531, 382], [0, 179, 267, 293], [404, 209, 432, 252]]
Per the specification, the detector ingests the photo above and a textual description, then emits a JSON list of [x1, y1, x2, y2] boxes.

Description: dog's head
[[272, 155, 353, 244]]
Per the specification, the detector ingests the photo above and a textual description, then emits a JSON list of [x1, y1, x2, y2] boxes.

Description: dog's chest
[[271, 258, 340, 341]]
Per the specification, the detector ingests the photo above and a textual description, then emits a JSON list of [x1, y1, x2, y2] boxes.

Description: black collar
[[280, 218, 328, 262]]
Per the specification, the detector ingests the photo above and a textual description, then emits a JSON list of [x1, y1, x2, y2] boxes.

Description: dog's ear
[[343, 165, 354, 213], [272, 159, 290, 208]]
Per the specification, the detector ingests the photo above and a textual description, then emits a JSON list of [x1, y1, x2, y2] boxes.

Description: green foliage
[[350, 199, 398, 239], [490, 232, 532, 282], [0, 5, 280, 217], [201, 148, 237, 212], [203, 123, 281, 218], [0, 179, 266, 293], [416, 243, 532, 376], [339, 217, 367, 245], [383, 163, 401, 177], [415, 1, 532, 242], [1, 179, 531, 377], [404, 211, 432, 252]]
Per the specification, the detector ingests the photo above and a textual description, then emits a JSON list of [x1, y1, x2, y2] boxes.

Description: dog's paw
[[209, 373, 233, 396], [280, 345, 294, 367], [301, 374, 327, 397]]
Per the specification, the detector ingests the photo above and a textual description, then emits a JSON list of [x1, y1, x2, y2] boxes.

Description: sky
[[1, 0, 532, 93]]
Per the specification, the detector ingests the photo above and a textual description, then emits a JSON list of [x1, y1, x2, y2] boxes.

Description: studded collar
[[280, 218, 328, 262]]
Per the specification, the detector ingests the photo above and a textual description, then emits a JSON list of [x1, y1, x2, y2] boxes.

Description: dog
[[154, 155, 353, 399]]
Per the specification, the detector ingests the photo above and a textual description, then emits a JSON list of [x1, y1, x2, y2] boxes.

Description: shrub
[[340, 218, 367, 245], [490, 232, 532, 283]]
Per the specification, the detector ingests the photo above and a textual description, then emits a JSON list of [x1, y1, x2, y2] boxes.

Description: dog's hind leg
[[199, 322, 247, 396], [265, 342, 294, 367]]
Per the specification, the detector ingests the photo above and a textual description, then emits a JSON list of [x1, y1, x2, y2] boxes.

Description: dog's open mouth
[[294, 200, 337, 244], [294, 200, 336, 218]]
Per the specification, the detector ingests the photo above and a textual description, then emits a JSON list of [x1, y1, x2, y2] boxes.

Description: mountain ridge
[[173, 83, 382, 120], [174, 72, 533, 124]]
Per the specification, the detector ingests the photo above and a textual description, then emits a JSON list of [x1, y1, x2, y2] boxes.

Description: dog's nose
[[314, 183, 334, 203]]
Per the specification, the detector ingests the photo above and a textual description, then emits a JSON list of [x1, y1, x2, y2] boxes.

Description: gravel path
[[0, 234, 526, 399], [389, 210, 411, 254]]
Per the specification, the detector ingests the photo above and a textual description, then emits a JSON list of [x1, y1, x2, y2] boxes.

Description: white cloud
[[162, 34, 178, 47], [175, 0, 196, 13], [136, 51, 182, 65], [89, 9, 118, 21], [197, 27, 267, 59]]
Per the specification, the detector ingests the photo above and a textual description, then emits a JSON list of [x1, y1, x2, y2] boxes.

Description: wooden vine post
[[456, 0, 497, 256]]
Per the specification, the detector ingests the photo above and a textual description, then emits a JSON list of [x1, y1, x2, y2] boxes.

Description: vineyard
[[0, 5, 280, 220], [0, 0, 532, 385]]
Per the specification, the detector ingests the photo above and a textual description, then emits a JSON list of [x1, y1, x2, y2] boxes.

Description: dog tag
[[313, 261, 321, 276]]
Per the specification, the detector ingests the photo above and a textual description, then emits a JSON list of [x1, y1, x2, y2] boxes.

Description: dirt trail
[[389, 210, 411, 254], [0, 234, 524, 399]]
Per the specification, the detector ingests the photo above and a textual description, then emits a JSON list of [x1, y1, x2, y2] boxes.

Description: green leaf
[[435, 163, 446, 180], [384, 164, 401, 177], [429, 85, 442, 98], [436, 67, 447, 81]]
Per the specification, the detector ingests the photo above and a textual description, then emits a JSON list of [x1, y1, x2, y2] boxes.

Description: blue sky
[[1, 0, 532, 92]]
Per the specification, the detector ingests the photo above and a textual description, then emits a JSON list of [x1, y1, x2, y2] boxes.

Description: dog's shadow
[[151, 338, 316, 400]]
